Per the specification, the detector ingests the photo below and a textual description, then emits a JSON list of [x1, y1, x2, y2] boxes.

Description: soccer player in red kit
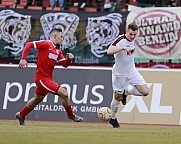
[[16, 28, 83, 125]]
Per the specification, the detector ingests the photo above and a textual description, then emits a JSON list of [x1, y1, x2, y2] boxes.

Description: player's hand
[[66, 53, 74, 59], [19, 59, 28, 68]]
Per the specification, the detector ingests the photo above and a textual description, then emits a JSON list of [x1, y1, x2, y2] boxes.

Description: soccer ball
[[97, 107, 112, 121]]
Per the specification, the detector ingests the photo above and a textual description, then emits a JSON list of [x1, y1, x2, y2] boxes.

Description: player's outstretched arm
[[107, 45, 125, 55], [59, 53, 74, 68], [19, 42, 34, 68]]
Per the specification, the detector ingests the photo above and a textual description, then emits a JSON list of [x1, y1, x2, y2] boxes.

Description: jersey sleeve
[[58, 51, 71, 68], [116, 40, 124, 48], [111, 35, 124, 48], [21, 42, 34, 59], [33, 40, 48, 49]]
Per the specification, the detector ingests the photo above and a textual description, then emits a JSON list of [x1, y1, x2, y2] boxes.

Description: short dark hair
[[128, 23, 138, 31], [50, 28, 62, 34]]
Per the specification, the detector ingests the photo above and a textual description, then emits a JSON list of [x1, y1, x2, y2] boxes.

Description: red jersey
[[21, 40, 71, 79]]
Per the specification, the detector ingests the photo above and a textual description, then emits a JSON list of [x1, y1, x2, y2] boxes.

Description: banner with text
[[117, 69, 181, 125], [126, 7, 181, 59], [0, 9, 128, 65], [0, 65, 181, 125]]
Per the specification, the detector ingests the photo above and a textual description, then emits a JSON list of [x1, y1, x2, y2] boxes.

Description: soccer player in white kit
[[107, 23, 149, 128]]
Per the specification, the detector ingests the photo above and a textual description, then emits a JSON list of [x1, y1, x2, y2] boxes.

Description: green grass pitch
[[0, 120, 181, 144]]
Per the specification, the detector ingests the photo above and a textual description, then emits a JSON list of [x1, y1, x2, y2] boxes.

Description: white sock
[[110, 99, 120, 119], [127, 87, 142, 96]]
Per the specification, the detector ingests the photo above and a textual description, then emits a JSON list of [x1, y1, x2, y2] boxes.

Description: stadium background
[[0, 4, 181, 68]]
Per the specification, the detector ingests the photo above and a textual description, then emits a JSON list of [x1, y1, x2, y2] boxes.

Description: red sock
[[20, 106, 33, 119], [64, 105, 73, 117]]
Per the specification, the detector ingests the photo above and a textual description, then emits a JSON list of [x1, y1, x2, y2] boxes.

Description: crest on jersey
[[56, 49, 59, 54], [86, 13, 122, 58], [40, 13, 79, 50], [0, 10, 31, 55]]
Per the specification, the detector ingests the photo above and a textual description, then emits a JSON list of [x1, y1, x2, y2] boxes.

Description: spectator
[[50, 0, 64, 10], [67, 0, 97, 9], [111, 0, 127, 11], [67, 0, 79, 6], [79, 0, 86, 9], [104, 0, 112, 11], [86, 0, 98, 7], [26, 0, 43, 6], [14, 0, 43, 8], [169, 0, 179, 6], [133, 0, 157, 7], [98, 0, 117, 12]]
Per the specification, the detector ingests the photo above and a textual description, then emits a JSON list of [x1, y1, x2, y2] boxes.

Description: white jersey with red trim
[[112, 34, 136, 77]]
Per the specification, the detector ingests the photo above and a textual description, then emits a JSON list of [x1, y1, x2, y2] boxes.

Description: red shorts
[[35, 78, 60, 96]]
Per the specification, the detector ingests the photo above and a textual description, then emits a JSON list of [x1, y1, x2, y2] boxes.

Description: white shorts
[[112, 70, 146, 92]]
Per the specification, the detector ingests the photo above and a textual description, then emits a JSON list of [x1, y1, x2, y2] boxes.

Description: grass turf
[[0, 120, 181, 144]]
